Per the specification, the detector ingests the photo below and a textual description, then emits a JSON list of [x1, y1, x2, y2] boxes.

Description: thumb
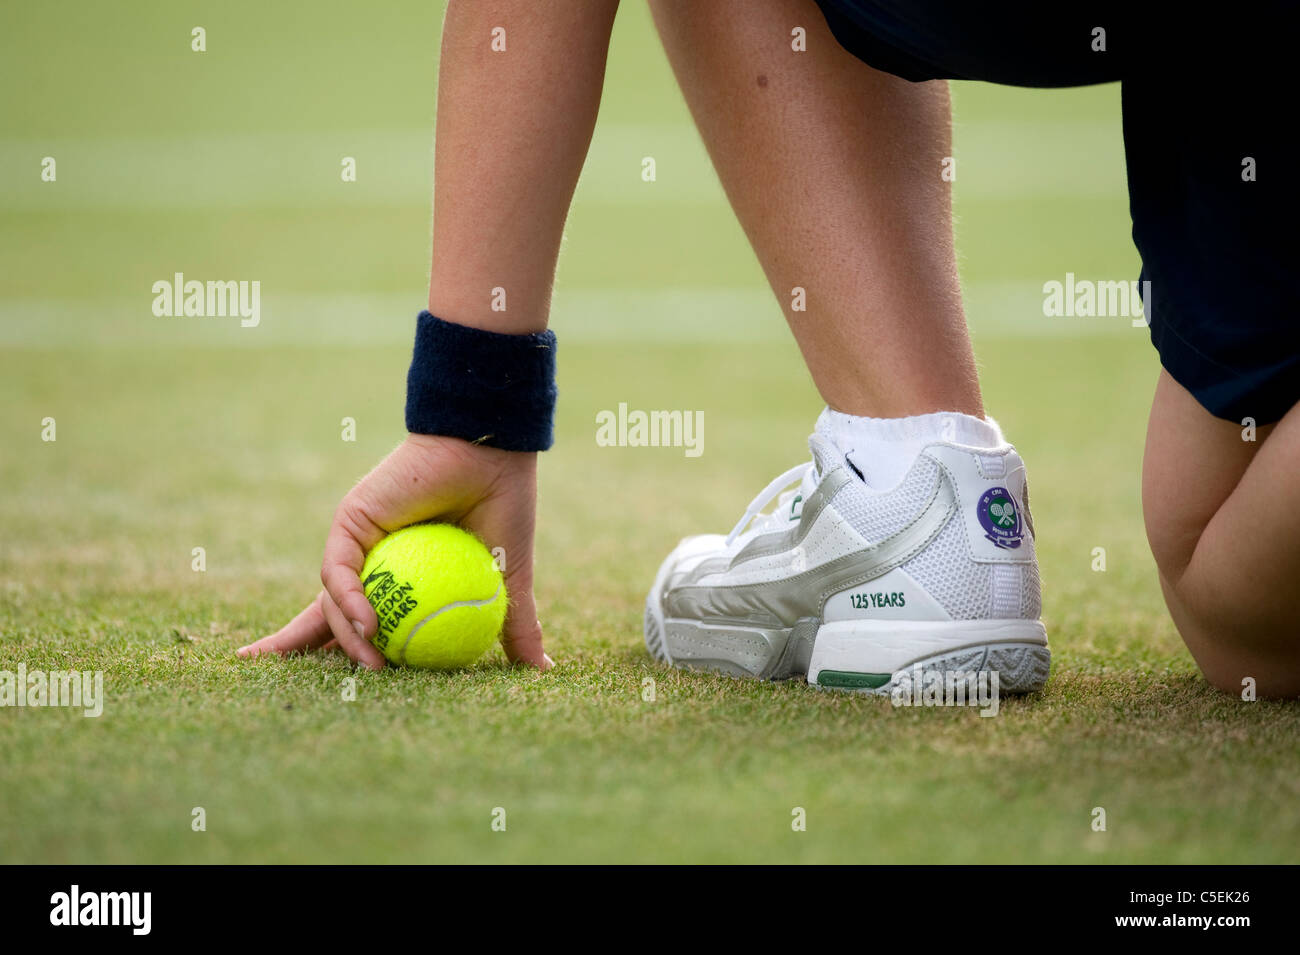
[[469, 514, 549, 668], [500, 580, 550, 668]]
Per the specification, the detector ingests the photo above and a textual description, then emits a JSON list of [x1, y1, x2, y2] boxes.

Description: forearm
[[429, 0, 620, 334]]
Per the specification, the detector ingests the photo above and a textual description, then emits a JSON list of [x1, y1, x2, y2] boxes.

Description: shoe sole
[[644, 596, 1050, 696]]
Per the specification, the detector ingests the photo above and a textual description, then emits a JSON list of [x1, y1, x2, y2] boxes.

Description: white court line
[[0, 120, 1124, 210], [0, 283, 1141, 348]]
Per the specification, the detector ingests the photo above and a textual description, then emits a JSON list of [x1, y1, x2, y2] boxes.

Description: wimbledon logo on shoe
[[977, 487, 1023, 549]]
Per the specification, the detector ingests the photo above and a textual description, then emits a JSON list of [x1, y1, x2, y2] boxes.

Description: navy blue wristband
[[404, 311, 557, 451]]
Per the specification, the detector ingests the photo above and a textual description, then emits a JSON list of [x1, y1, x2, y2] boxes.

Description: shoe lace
[[725, 461, 817, 547]]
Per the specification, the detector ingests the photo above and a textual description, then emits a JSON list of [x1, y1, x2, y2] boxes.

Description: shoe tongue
[[806, 432, 843, 479]]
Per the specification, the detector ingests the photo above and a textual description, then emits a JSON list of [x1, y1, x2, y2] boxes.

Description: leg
[[429, 0, 620, 334], [1144, 372, 1300, 697], [1124, 26, 1300, 697], [648, 0, 980, 419], [644, 0, 1048, 693]]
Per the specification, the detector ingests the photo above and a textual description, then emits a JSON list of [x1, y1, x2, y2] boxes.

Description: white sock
[[815, 407, 1006, 490]]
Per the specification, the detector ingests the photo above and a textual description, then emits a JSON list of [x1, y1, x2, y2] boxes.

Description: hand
[[238, 434, 549, 671]]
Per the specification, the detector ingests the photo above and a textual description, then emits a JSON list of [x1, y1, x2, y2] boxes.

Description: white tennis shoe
[[644, 424, 1049, 693]]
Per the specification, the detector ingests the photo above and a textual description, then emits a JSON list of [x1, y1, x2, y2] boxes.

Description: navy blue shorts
[[814, 1, 1298, 423]]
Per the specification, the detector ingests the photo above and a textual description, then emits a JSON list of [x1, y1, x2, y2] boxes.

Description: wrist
[[405, 311, 558, 452]]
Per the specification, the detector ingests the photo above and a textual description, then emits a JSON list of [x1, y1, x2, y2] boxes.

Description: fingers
[[245, 436, 551, 673], [319, 435, 511, 645], [237, 593, 334, 659], [319, 587, 386, 670], [238, 592, 385, 670], [500, 587, 551, 669], [320, 497, 383, 644]]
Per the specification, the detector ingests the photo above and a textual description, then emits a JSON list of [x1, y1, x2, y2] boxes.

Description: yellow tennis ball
[[360, 523, 507, 669]]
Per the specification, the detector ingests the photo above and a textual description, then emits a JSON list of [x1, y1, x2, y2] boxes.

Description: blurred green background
[[3, 1, 1295, 864]]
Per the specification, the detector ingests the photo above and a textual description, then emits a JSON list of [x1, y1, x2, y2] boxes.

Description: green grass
[[2, 1, 1297, 864], [4, 339, 1299, 864]]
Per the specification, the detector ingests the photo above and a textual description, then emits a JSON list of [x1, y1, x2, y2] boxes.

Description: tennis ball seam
[[396, 583, 505, 666]]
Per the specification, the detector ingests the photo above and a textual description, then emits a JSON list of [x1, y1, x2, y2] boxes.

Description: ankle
[[816, 408, 1007, 489]]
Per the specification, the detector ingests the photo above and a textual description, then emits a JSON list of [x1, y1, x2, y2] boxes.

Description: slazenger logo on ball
[[362, 563, 418, 652], [977, 487, 1023, 549]]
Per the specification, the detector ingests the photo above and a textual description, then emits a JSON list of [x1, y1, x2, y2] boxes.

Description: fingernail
[[352, 620, 365, 639], [542, 653, 555, 670], [236, 646, 249, 655]]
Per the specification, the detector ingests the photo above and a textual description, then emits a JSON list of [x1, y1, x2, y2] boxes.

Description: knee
[[1195, 648, 1300, 699], [1148, 513, 1300, 698], [1165, 597, 1300, 699]]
